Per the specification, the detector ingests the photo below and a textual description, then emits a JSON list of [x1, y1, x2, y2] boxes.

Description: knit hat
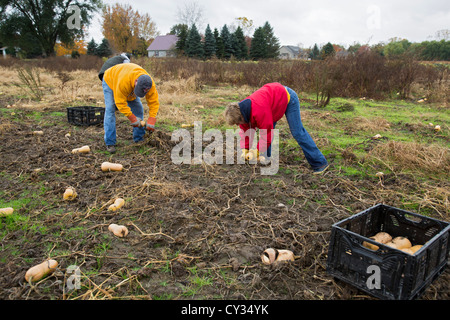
[[134, 75, 152, 98]]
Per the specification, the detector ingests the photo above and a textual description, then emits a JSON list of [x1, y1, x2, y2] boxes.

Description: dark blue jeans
[[102, 79, 145, 146], [267, 87, 328, 170]]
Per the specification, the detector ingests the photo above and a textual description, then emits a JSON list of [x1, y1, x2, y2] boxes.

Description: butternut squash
[[108, 224, 129, 237], [101, 162, 123, 172], [261, 248, 295, 265], [392, 236, 412, 249], [24, 259, 58, 282], [0, 207, 14, 217], [72, 145, 90, 154], [63, 187, 77, 201], [362, 232, 392, 251], [108, 198, 125, 212], [410, 245, 423, 253]]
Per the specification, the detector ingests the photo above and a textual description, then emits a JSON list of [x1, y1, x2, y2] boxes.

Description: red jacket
[[239, 83, 290, 153]]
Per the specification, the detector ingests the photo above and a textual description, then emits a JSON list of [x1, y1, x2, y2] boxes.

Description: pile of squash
[[363, 232, 423, 255]]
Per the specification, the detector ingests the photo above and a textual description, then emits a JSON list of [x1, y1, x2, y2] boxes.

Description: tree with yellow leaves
[[102, 3, 158, 55]]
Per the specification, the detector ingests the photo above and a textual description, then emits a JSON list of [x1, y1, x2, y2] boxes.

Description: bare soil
[[0, 106, 448, 300]]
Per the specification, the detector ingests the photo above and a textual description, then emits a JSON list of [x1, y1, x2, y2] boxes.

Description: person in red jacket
[[224, 82, 329, 174]]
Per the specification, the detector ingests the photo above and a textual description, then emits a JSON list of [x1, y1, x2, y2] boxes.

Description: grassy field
[[0, 66, 448, 300]]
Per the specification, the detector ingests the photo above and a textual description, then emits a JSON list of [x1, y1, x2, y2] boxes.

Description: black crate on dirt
[[326, 204, 450, 300], [67, 106, 105, 126]]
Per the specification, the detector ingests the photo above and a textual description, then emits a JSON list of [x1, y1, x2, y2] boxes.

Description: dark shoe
[[313, 163, 329, 175], [106, 145, 116, 154]]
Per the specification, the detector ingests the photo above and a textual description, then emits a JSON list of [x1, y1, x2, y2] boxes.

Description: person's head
[[134, 75, 152, 97], [224, 102, 245, 125]]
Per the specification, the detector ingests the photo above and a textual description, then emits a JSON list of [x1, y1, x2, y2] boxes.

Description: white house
[[279, 46, 300, 59], [147, 35, 178, 58]]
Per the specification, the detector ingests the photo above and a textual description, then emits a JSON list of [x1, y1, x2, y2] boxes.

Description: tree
[[0, 0, 101, 57], [185, 24, 203, 59], [87, 38, 98, 56], [172, 24, 189, 56], [221, 25, 234, 59], [96, 38, 112, 58], [309, 44, 320, 60], [233, 26, 248, 60], [262, 22, 280, 59], [55, 37, 87, 56], [235, 17, 254, 37], [383, 38, 411, 57], [102, 3, 158, 53], [320, 42, 335, 59], [203, 24, 216, 59], [250, 27, 267, 60], [214, 28, 224, 59], [176, 1, 205, 31]]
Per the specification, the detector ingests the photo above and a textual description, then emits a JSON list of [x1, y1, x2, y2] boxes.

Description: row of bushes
[[137, 53, 448, 105], [1, 52, 448, 104]]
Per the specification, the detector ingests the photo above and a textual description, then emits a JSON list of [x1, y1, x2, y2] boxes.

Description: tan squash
[[401, 248, 415, 255], [0, 207, 14, 217], [72, 145, 90, 154], [392, 236, 412, 249], [410, 245, 423, 253], [24, 259, 58, 282], [101, 162, 123, 172], [261, 248, 295, 265], [108, 198, 125, 212], [363, 237, 380, 251], [63, 187, 77, 201], [32, 131, 44, 136], [108, 224, 129, 237], [363, 232, 392, 251]]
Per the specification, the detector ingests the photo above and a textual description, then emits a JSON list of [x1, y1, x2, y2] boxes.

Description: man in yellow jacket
[[102, 63, 160, 153]]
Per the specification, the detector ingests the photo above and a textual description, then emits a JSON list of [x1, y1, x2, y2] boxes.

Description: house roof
[[280, 45, 300, 55], [147, 35, 178, 51]]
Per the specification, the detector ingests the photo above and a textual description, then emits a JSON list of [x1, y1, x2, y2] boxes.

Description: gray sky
[[87, 0, 450, 48]]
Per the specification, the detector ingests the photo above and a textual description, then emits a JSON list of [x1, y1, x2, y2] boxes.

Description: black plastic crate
[[67, 106, 105, 126], [326, 204, 450, 300]]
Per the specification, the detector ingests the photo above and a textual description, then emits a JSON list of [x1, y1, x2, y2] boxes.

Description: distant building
[[147, 34, 178, 58], [279, 46, 300, 59]]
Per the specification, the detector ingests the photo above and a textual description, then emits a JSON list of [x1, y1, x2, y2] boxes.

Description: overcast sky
[[87, 0, 450, 48]]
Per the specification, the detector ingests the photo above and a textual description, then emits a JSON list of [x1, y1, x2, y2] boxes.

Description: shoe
[[313, 163, 329, 175], [106, 145, 116, 154]]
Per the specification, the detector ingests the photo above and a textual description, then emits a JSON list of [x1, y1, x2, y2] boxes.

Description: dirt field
[[0, 68, 449, 301]]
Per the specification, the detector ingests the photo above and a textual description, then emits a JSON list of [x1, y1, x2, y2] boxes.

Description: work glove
[[146, 117, 156, 132], [127, 114, 143, 127]]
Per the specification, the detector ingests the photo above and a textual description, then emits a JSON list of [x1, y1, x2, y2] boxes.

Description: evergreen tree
[[320, 42, 335, 59], [220, 25, 234, 59], [87, 38, 98, 56], [233, 26, 248, 60], [185, 24, 204, 59], [173, 24, 189, 56], [262, 21, 280, 59], [214, 28, 224, 59], [203, 24, 216, 59], [96, 38, 112, 57], [250, 27, 267, 60], [309, 44, 320, 60]]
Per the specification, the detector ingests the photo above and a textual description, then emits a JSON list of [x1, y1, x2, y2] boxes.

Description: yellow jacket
[[104, 63, 160, 118]]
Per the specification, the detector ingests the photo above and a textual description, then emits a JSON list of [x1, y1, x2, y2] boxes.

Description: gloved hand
[[245, 149, 259, 161], [146, 117, 156, 132], [240, 149, 249, 160], [127, 114, 143, 127]]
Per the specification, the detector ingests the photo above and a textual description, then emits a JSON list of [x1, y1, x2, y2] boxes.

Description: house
[[279, 46, 300, 59], [147, 34, 178, 58]]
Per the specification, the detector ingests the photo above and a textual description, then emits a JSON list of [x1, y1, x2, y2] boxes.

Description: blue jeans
[[267, 87, 328, 170], [102, 79, 145, 146]]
